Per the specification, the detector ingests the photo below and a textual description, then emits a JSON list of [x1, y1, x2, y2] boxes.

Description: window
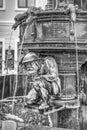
[[0, 39, 5, 75], [16, 0, 35, 10], [0, 0, 3, 8], [82, 0, 87, 10], [18, 0, 29, 8], [0, 0, 5, 10], [36, 0, 47, 9], [2, 40, 18, 75]]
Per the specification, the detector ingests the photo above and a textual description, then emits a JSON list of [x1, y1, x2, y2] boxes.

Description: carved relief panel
[[36, 21, 70, 41], [76, 22, 87, 41]]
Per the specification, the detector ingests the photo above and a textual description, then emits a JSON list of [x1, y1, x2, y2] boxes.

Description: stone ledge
[[19, 125, 74, 130]]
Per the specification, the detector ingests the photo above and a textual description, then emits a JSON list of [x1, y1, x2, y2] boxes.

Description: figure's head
[[27, 7, 35, 16], [22, 52, 41, 74], [75, 5, 78, 10]]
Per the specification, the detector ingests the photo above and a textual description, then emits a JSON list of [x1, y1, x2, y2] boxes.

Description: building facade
[[0, 0, 35, 75], [0, 0, 35, 99]]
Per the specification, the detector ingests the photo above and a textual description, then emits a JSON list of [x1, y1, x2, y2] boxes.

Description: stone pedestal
[[2, 120, 17, 130], [19, 124, 74, 130]]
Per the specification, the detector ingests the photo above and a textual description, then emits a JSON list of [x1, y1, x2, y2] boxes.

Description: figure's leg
[[39, 86, 49, 109], [26, 88, 37, 104], [70, 21, 74, 35]]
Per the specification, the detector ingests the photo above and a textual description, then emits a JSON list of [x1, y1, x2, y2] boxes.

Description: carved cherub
[[65, 4, 78, 35]]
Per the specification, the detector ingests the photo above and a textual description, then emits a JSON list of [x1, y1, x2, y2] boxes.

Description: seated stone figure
[[22, 52, 61, 109]]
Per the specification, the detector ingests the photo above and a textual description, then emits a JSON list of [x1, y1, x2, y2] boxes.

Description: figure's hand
[[43, 75, 54, 81], [41, 74, 57, 81], [79, 92, 87, 105], [34, 75, 55, 81]]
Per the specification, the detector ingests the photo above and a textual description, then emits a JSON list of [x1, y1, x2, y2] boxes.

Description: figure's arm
[[41, 73, 56, 81], [42, 57, 59, 81], [64, 4, 70, 14], [34, 74, 55, 81]]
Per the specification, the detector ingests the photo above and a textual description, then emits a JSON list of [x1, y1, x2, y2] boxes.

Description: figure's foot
[[39, 102, 49, 110], [26, 99, 37, 105], [27, 100, 34, 105], [50, 96, 56, 100], [70, 30, 74, 35], [50, 95, 60, 101], [26, 98, 41, 106], [24, 99, 38, 109]]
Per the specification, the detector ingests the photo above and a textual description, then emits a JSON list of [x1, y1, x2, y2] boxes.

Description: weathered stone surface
[[19, 124, 74, 130], [18, 6, 87, 130], [57, 109, 79, 130]]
